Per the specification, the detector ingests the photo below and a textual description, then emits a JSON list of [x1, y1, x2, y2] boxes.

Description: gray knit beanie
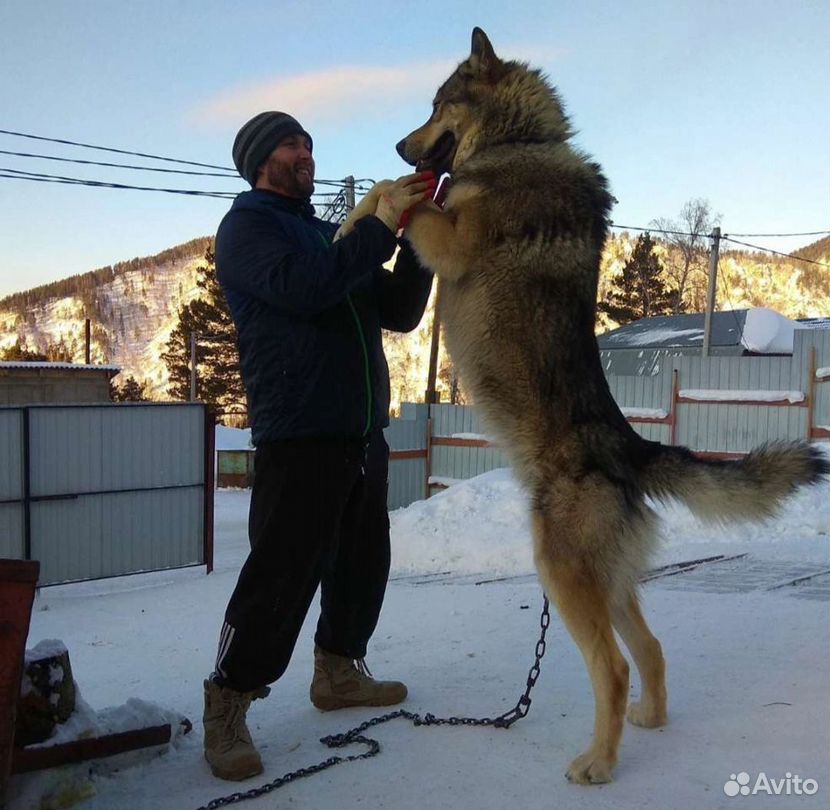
[[232, 111, 313, 187]]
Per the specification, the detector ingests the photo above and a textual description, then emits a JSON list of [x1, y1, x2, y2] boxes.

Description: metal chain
[[196, 595, 550, 810]]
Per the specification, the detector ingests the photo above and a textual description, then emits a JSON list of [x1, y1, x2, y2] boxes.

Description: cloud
[[187, 42, 566, 130], [188, 59, 457, 129]]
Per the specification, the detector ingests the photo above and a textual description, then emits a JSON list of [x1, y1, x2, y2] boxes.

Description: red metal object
[[10, 724, 173, 774], [0, 558, 40, 804]]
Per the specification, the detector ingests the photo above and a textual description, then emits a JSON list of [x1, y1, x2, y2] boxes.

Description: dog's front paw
[[565, 750, 615, 784], [627, 701, 667, 728]]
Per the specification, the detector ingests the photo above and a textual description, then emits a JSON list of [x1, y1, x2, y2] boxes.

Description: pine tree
[[161, 245, 246, 416], [1, 339, 47, 361], [110, 375, 147, 401], [598, 233, 677, 325]]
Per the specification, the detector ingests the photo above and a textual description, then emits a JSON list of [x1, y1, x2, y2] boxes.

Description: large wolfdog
[[341, 28, 828, 784]]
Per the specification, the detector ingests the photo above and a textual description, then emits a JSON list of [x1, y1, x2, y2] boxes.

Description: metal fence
[[386, 329, 830, 509], [0, 403, 214, 586]]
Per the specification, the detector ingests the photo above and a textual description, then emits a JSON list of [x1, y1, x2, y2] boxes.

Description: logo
[[723, 772, 819, 797]]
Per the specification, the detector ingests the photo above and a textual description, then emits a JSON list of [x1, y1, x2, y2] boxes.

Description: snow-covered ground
[[6, 456, 829, 810]]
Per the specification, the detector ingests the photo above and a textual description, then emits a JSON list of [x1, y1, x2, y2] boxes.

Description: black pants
[[214, 431, 391, 693]]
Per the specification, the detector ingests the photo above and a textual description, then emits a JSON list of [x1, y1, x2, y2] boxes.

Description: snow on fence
[[386, 335, 830, 508]]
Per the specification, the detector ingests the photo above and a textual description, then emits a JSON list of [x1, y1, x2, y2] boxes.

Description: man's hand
[[375, 172, 437, 233]]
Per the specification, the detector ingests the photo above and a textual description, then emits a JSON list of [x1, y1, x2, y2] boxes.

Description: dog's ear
[[469, 27, 504, 82]]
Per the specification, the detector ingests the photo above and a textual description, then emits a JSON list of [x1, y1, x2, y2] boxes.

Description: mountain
[[1, 233, 826, 411], [0, 238, 211, 398]]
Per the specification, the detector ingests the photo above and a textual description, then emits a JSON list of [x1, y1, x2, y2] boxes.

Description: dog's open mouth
[[415, 131, 456, 175]]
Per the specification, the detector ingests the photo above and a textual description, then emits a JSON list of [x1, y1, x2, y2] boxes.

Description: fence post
[[424, 415, 433, 499], [203, 408, 215, 575], [670, 369, 679, 446], [807, 346, 816, 440]]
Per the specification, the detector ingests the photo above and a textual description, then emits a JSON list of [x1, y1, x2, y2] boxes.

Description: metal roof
[[597, 311, 747, 350], [0, 361, 121, 373]]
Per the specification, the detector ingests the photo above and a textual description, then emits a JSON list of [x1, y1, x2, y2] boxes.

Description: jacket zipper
[[346, 294, 373, 436], [313, 226, 372, 436]]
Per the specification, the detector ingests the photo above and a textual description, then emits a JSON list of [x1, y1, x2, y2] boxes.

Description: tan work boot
[[310, 645, 408, 711], [203, 678, 269, 781]]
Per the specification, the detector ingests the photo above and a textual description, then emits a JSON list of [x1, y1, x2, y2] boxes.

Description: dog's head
[[396, 28, 571, 175]]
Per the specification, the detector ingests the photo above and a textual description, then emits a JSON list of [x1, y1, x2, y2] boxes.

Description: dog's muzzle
[[396, 131, 456, 174]]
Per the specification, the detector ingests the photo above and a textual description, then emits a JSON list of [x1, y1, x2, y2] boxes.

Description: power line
[[0, 167, 238, 198], [727, 230, 830, 238], [0, 149, 239, 178], [610, 223, 829, 267], [0, 127, 232, 171], [610, 222, 830, 242], [0, 128, 373, 190], [610, 223, 706, 239], [0, 167, 366, 202], [720, 235, 830, 268], [0, 130, 822, 249]]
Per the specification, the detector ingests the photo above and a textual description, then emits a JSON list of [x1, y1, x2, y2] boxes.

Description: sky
[[1, 0, 828, 299]]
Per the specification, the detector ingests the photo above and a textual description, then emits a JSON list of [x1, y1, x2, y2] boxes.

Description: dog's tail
[[639, 440, 828, 523]]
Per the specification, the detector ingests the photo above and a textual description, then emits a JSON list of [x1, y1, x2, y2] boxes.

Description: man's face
[[258, 134, 315, 198]]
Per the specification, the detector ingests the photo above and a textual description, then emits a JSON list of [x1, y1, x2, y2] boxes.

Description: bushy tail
[[640, 441, 829, 523]]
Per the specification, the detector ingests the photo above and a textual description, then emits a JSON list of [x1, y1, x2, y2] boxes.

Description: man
[[203, 111, 434, 781]]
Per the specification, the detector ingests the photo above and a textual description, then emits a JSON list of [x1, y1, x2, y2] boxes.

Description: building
[[0, 362, 120, 405], [597, 308, 827, 376]]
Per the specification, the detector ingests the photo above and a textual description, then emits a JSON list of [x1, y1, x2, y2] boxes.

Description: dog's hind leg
[[611, 591, 667, 728], [534, 543, 629, 784]]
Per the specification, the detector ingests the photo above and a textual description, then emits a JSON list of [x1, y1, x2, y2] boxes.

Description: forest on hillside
[[0, 236, 213, 315]]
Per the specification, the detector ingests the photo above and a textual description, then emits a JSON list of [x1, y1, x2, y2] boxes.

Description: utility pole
[[424, 283, 442, 404], [189, 332, 197, 401], [343, 176, 355, 212], [702, 226, 721, 357], [84, 318, 91, 364]]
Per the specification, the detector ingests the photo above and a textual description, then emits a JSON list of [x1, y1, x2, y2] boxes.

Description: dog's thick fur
[[339, 28, 829, 784]]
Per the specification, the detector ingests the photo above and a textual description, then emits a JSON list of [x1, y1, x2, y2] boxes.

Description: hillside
[[0, 238, 211, 398], [1, 233, 826, 410]]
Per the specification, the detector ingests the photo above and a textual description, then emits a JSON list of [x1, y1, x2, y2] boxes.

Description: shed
[[0, 362, 120, 405], [215, 425, 254, 488], [597, 308, 826, 376]]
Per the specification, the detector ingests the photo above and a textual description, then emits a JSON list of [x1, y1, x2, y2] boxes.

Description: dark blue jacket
[[215, 189, 433, 444]]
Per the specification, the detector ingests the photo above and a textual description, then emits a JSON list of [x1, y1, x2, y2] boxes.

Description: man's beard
[[265, 158, 314, 199]]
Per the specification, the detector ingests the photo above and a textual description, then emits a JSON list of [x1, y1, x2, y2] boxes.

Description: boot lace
[[354, 658, 373, 678], [222, 694, 251, 742]]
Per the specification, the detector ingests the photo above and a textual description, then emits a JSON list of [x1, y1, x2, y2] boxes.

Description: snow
[[679, 389, 805, 403], [604, 327, 705, 346], [24, 639, 68, 664], [214, 425, 252, 451], [817, 367, 830, 380], [620, 407, 669, 419], [6, 451, 829, 810], [740, 308, 798, 354], [449, 432, 493, 442]]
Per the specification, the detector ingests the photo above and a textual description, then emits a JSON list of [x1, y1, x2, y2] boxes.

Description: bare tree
[[651, 198, 721, 313]]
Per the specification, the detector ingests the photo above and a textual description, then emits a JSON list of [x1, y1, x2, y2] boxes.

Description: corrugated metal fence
[[387, 329, 830, 508], [0, 403, 213, 585]]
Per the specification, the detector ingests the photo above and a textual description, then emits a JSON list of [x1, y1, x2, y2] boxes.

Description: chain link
[[196, 595, 551, 810]]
